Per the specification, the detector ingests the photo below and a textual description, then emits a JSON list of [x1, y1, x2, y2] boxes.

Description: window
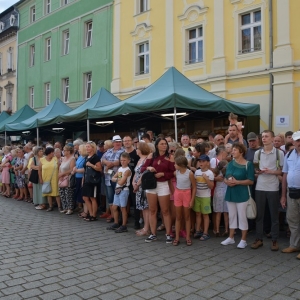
[[187, 27, 203, 64], [85, 21, 93, 47], [63, 78, 69, 102], [240, 10, 261, 54], [45, 38, 51, 61], [139, 0, 148, 13], [63, 30, 70, 55], [30, 6, 36, 23], [30, 45, 35, 67], [45, 82, 51, 105], [6, 90, 12, 110], [85, 73, 92, 100], [7, 47, 13, 71], [61, 0, 69, 5], [45, 0, 51, 14], [0, 53, 2, 75], [29, 87, 34, 108], [137, 42, 149, 75]]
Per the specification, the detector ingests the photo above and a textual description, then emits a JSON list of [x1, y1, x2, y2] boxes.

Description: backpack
[[257, 148, 280, 169], [286, 149, 295, 159], [141, 171, 157, 190]]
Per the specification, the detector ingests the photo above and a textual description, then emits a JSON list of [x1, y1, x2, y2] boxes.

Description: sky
[[0, 0, 14, 13]]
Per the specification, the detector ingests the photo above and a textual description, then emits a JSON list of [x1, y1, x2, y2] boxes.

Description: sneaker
[[237, 240, 247, 249], [166, 235, 173, 244], [221, 237, 235, 245], [271, 240, 279, 251], [115, 225, 128, 233], [145, 234, 157, 243], [106, 223, 119, 230], [251, 239, 263, 249]]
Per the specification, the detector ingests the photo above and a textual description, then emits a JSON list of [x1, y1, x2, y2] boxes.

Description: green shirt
[[225, 160, 254, 203]]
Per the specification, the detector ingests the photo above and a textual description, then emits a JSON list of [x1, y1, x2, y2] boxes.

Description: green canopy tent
[[55, 88, 122, 140], [87, 67, 260, 140], [0, 105, 37, 145], [5, 99, 72, 145]]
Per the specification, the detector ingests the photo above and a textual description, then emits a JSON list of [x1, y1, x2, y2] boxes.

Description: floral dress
[[15, 157, 25, 188], [134, 158, 148, 210]]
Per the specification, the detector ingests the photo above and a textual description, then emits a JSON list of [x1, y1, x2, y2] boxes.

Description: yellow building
[[111, 0, 300, 134], [0, 5, 18, 113]]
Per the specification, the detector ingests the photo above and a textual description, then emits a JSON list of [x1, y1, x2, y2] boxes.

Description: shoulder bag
[[84, 155, 101, 185], [42, 160, 56, 194], [245, 162, 257, 219], [141, 170, 157, 190], [29, 157, 39, 184]]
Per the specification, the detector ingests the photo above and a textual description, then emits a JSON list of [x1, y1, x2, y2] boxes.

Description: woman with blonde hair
[[82, 141, 102, 221]]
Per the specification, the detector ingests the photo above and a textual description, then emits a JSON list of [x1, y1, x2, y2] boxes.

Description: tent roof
[[0, 111, 11, 123], [58, 88, 121, 122], [0, 105, 36, 132], [5, 99, 72, 132], [88, 67, 260, 119]]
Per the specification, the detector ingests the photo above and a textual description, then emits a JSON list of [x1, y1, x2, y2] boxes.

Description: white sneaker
[[221, 237, 235, 245], [237, 240, 247, 249]]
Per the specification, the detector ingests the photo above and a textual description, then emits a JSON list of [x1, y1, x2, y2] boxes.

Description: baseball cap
[[247, 132, 257, 141], [97, 140, 104, 147], [292, 131, 300, 141], [67, 143, 74, 147], [112, 135, 122, 142], [197, 154, 210, 161]]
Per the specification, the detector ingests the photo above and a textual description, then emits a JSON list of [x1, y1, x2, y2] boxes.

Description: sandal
[[106, 217, 114, 223], [186, 239, 192, 246], [194, 231, 203, 239], [78, 212, 88, 218], [157, 224, 165, 231], [213, 231, 220, 237], [172, 239, 180, 246], [85, 216, 98, 222], [46, 207, 53, 212], [200, 234, 210, 241], [222, 231, 229, 237], [136, 228, 149, 236]]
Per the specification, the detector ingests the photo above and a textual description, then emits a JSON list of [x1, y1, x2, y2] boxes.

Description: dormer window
[[9, 14, 15, 26], [0, 22, 4, 32]]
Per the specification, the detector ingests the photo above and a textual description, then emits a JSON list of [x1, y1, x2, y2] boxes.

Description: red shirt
[[141, 155, 175, 182]]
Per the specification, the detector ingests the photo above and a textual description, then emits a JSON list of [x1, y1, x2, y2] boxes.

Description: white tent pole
[[4, 131, 6, 146], [87, 119, 90, 141], [36, 127, 39, 146], [174, 107, 178, 142]]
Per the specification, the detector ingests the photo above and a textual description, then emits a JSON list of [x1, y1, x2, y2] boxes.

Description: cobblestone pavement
[[0, 196, 300, 300]]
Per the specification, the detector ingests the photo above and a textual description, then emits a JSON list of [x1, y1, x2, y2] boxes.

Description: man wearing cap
[[246, 132, 261, 162], [251, 130, 284, 251], [281, 131, 300, 259], [101, 135, 124, 221], [97, 141, 105, 160]]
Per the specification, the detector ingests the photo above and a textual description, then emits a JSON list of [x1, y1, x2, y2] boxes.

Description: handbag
[[289, 188, 300, 199], [69, 174, 76, 188], [59, 176, 69, 188], [245, 162, 257, 219], [29, 157, 39, 184], [141, 171, 157, 190], [42, 160, 56, 194], [84, 156, 101, 185]]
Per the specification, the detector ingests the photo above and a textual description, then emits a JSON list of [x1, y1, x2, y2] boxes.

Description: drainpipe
[[268, 0, 273, 129]]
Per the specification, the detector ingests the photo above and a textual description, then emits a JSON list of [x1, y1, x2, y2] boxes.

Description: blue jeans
[[105, 181, 116, 205]]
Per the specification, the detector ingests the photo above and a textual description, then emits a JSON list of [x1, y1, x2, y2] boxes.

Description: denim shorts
[[113, 189, 129, 208]]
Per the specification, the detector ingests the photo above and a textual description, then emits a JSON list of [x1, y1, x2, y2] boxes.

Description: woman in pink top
[[141, 138, 175, 243], [1, 146, 12, 197]]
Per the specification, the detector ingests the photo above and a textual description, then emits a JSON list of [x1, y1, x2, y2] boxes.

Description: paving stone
[[18, 288, 43, 299], [39, 291, 64, 300]]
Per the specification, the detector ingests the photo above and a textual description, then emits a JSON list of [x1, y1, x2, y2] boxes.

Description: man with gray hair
[[209, 134, 225, 159]]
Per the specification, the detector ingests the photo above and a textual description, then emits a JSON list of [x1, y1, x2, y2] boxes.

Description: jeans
[[105, 181, 116, 205]]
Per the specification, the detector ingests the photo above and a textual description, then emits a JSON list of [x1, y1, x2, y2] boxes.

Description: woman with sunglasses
[[141, 138, 175, 243], [82, 141, 102, 221]]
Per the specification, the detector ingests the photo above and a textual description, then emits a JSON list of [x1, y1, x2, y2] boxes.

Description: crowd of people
[[0, 124, 300, 258]]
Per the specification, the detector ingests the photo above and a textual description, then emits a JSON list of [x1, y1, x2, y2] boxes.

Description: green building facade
[[17, 0, 113, 109]]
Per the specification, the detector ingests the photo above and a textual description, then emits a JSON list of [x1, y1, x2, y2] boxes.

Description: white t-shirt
[[194, 169, 214, 197]]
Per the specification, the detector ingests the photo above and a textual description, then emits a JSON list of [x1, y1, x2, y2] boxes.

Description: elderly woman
[[141, 138, 175, 243], [14, 148, 26, 201], [30, 147, 47, 210], [1, 146, 12, 197], [82, 141, 102, 221], [58, 145, 76, 215], [39, 147, 62, 212], [221, 143, 254, 249], [75, 144, 87, 217], [54, 148, 62, 163], [73, 139, 83, 160], [133, 142, 151, 236], [10, 149, 17, 198]]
